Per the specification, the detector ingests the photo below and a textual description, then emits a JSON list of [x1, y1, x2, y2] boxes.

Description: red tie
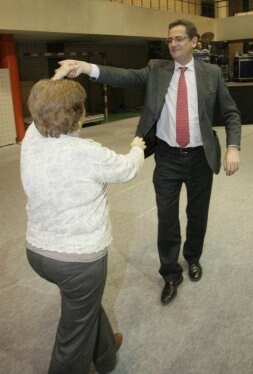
[[176, 67, 189, 148]]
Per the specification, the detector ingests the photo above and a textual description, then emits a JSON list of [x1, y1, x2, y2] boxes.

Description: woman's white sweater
[[21, 123, 144, 255]]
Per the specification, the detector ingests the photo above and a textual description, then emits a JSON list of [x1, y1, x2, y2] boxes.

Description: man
[[54, 19, 241, 305]]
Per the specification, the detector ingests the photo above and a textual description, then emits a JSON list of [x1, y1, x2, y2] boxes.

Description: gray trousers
[[26, 249, 117, 374]]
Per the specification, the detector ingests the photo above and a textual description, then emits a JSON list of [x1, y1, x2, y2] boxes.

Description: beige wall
[[215, 15, 253, 41], [215, 1, 228, 19], [0, 0, 213, 40], [1, 0, 253, 42]]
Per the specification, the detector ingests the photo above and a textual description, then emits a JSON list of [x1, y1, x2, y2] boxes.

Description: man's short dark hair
[[168, 19, 198, 39]]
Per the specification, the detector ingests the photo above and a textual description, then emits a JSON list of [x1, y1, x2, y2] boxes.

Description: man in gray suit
[[54, 19, 241, 305]]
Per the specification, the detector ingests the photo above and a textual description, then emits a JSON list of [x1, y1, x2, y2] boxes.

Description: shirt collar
[[175, 58, 194, 72]]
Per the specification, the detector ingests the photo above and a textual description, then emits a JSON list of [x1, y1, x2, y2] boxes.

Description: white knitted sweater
[[21, 123, 144, 255]]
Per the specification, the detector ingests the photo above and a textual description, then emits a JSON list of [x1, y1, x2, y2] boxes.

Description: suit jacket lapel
[[156, 60, 208, 124], [157, 61, 174, 114], [195, 60, 208, 121]]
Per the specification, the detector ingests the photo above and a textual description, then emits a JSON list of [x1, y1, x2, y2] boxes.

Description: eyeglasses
[[165, 36, 190, 44]]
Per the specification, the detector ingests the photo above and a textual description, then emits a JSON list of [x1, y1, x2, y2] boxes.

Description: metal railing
[[108, 0, 229, 18], [109, 1, 199, 13]]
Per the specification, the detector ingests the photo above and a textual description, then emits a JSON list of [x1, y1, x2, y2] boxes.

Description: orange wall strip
[[0, 34, 25, 142]]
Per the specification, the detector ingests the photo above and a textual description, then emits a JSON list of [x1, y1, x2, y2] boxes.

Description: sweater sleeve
[[95, 145, 144, 184]]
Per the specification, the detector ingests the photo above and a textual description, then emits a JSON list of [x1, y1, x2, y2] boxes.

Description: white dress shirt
[[157, 58, 203, 147], [90, 61, 203, 147]]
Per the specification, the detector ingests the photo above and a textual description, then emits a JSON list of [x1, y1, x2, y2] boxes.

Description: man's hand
[[223, 146, 240, 176], [130, 136, 146, 150], [52, 60, 92, 80]]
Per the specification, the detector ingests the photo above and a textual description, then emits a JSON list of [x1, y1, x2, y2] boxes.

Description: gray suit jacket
[[98, 59, 241, 174]]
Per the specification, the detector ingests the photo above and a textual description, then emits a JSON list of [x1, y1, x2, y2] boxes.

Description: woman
[[20, 79, 145, 374]]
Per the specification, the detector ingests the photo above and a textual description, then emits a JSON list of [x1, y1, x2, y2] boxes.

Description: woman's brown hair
[[28, 79, 86, 138]]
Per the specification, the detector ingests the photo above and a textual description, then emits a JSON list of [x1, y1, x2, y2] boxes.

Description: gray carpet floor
[[0, 118, 252, 374]]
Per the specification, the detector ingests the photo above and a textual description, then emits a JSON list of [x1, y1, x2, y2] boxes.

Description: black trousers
[[26, 249, 117, 374], [153, 139, 213, 282]]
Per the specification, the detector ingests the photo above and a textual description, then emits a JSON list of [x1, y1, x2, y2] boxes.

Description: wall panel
[[0, 69, 16, 146]]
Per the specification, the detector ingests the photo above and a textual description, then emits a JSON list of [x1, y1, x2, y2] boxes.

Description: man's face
[[167, 25, 198, 65]]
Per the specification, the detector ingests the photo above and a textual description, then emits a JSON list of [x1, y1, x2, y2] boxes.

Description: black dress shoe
[[188, 263, 202, 282], [161, 275, 183, 305]]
